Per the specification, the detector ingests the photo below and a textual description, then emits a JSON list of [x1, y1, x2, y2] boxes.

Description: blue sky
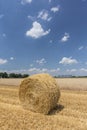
[[0, 0, 87, 76]]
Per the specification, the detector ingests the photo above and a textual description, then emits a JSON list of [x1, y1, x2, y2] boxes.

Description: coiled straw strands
[[19, 73, 60, 114]]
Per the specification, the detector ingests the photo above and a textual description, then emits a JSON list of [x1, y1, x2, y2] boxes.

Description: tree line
[[0, 72, 29, 78]]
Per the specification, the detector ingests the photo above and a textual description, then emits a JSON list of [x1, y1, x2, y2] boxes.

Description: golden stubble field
[[0, 78, 87, 130]]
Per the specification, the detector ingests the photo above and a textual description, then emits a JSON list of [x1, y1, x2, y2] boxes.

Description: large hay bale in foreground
[[19, 73, 60, 114]]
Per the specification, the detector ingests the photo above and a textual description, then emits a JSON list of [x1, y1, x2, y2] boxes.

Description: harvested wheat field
[[0, 78, 87, 130]]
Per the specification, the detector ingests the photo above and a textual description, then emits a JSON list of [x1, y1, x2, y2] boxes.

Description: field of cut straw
[[0, 78, 87, 130]]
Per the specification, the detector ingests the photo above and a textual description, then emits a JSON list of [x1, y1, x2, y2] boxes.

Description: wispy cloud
[[27, 15, 35, 21], [26, 21, 50, 39], [82, 0, 86, 2], [0, 14, 4, 19], [67, 69, 77, 72], [49, 0, 51, 3], [2, 67, 87, 76], [50, 68, 60, 72], [61, 33, 70, 42], [28, 67, 47, 75], [30, 64, 33, 67], [49, 40, 53, 43], [28, 67, 40, 72], [28, 67, 60, 74], [80, 68, 87, 72], [78, 46, 84, 50], [51, 6, 60, 13], [28, 10, 52, 22], [21, 0, 32, 5], [36, 58, 46, 65], [10, 57, 14, 60], [0, 58, 8, 65], [2, 33, 6, 37], [59, 57, 78, 65], [37, 10, 52, 21], [0, 33, 6, 38]]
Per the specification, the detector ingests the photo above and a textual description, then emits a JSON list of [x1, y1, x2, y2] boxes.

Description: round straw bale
[[19, 73, 60, 114]]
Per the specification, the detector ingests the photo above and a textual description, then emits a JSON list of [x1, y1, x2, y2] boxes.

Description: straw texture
[[19, 73, 60, 114]]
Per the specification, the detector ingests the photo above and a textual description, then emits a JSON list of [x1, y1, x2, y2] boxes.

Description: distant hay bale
[[19, 73, 60, 114]]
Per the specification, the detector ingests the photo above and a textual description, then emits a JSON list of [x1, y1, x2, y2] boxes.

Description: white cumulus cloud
[[26, 21, 50, 38], [61, 33, 70, 42], [51, 6, 60, 13], [0, 58, 8, 65], [21, 0, 32, 5], [59, 57, 78, 65]]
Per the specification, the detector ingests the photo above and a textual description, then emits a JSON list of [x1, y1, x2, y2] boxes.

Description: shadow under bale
[[48, 104, 64, 115]]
